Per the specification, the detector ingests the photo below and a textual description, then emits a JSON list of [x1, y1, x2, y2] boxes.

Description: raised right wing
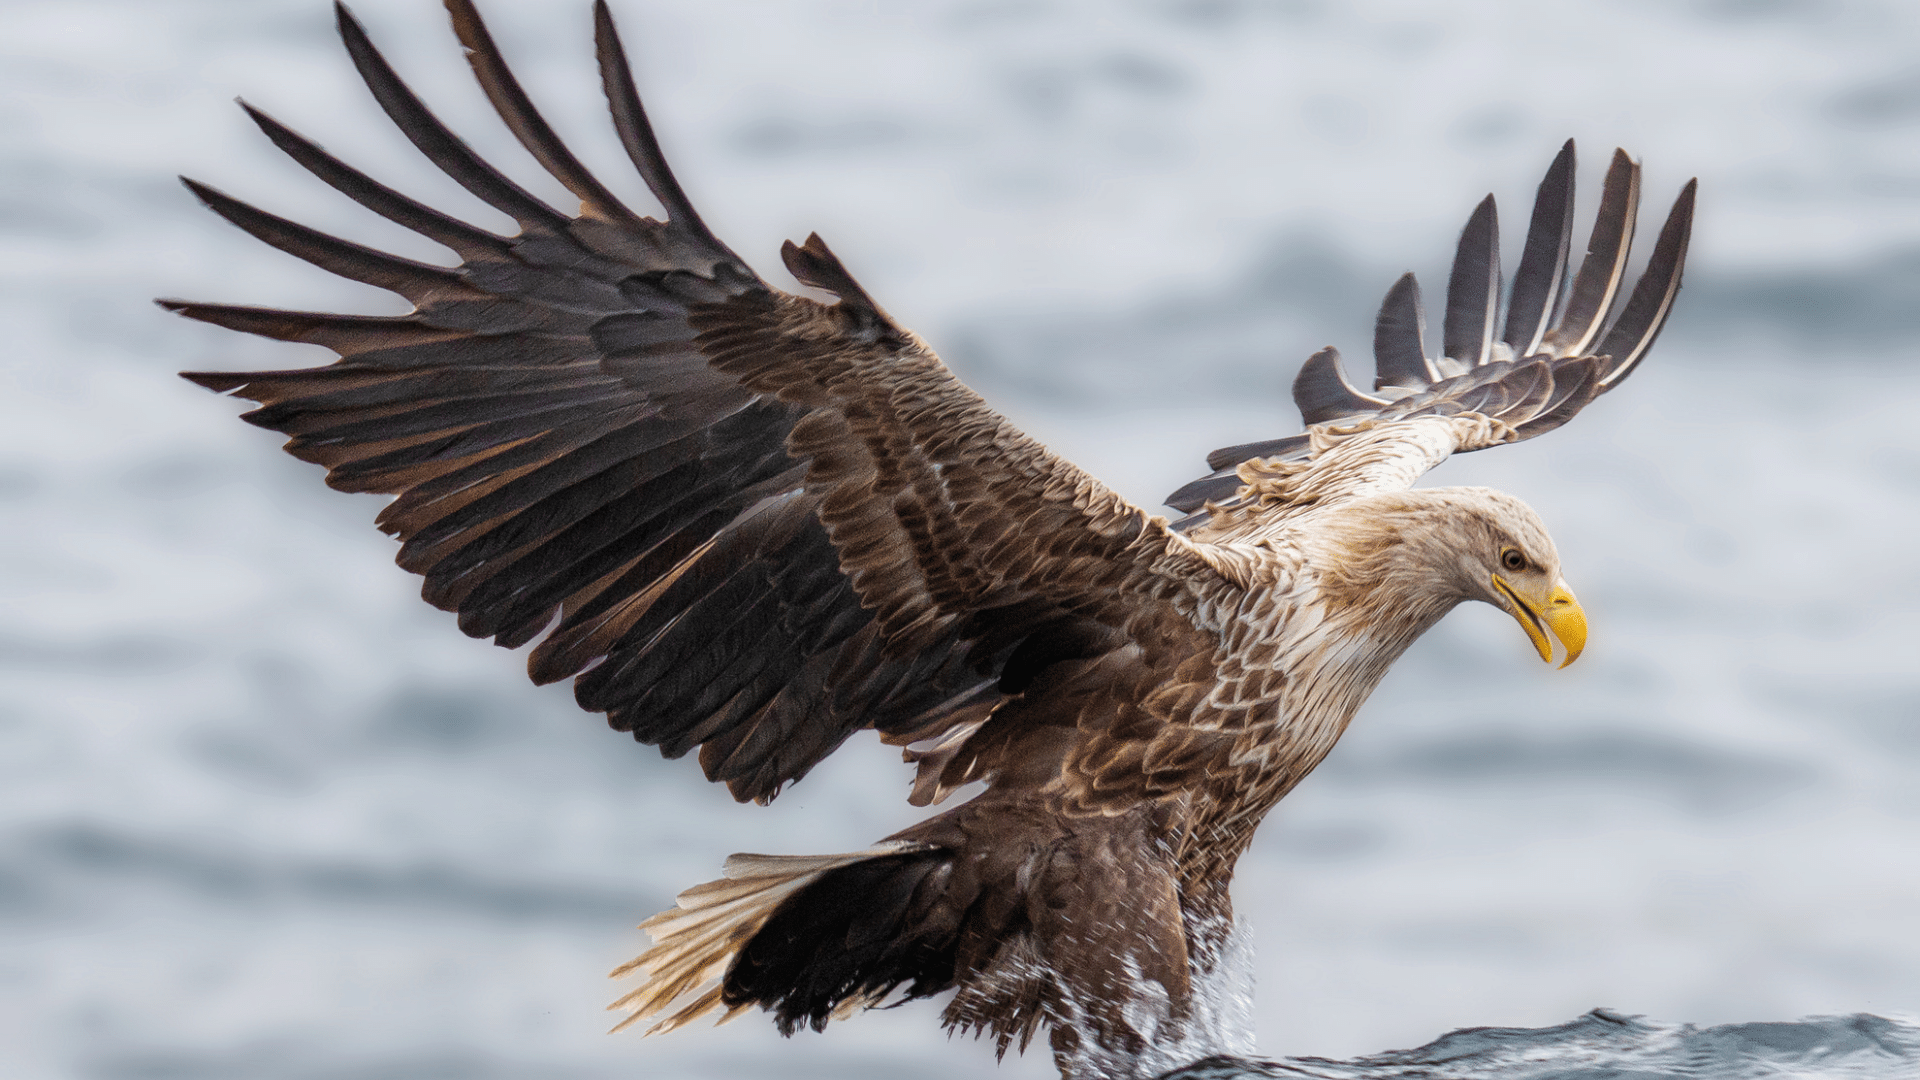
[[1167, 142, 1696, 520]]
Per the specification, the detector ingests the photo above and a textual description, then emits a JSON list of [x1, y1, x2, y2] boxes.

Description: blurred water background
[[3, 0, 1919, 1077]]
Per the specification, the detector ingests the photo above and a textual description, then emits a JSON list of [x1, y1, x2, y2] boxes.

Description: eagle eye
[[1500, 548, 1526, 573]]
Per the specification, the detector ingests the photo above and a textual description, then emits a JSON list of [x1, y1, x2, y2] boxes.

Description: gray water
[[3, 1, 1919, 1078], [1158, 1011, 1920, 1078]]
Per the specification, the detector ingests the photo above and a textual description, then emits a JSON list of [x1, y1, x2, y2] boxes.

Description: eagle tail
[[607, 840, 952, 1035], [612, 805, 1201, 1068]]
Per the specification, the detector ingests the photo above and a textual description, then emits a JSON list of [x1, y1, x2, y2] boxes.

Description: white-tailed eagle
[[166, 2, 1695, 1077]]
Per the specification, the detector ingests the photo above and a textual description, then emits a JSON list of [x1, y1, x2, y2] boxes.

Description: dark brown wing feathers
[[171, 0, 1191, 807], [1441, 194, 1501, 369], [1167, 143, 1695, 516], [591, 0, 739, 260], [445, 0, 640, 229], [1500, 139, 1576, 357]]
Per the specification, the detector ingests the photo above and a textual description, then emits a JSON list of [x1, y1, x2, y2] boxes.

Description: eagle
[[166, 2, 1696, 1077]]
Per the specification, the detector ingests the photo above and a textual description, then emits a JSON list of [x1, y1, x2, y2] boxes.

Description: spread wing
[[1167, 141, 1696, 523], [167, 0, 1205, 803]]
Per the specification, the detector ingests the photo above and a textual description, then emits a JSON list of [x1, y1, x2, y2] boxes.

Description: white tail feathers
[[607, 841, 933, 1035]]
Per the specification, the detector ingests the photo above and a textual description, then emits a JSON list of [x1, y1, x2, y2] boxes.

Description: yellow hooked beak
[[1491, 575, 1587, 668]]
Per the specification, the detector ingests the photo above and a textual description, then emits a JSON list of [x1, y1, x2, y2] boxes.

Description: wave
[[1159, 1009, 1920, 1079]]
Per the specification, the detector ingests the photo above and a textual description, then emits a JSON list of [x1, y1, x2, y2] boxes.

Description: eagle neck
[[1231, 500, 1470, 812]]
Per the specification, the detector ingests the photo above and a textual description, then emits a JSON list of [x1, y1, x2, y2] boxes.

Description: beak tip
[[1496, 574, 1587, 671]]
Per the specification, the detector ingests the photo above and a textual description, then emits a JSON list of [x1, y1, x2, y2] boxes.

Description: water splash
[[1053, 916, 1261, 1080]]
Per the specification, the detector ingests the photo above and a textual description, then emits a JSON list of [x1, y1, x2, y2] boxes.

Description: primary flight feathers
[[1169, 141, 1694, 514]]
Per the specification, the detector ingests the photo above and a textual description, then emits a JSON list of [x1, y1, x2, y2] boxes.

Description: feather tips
[[442, 0, 639, 227], [1442, 195, 1501, 371], [335, 1, 570, 231], [1595, 178, 1696, 388], [1372, 273, 1435, 391], [1501, 139, 1575, 357], [591, 0, 742, 264]]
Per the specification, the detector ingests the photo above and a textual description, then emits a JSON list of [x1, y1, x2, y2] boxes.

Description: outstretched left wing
[[168, 0, 1214, 805], [1167, 141, 1696, 522]]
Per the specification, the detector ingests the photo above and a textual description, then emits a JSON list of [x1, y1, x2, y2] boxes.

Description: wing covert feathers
[[1168, 142, 1695, 518], [172, 0, 1200, 806]]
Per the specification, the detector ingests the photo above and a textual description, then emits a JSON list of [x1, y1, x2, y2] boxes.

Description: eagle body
[[626, 475, 1567, 1072], [169, 3, 1695, 1077]]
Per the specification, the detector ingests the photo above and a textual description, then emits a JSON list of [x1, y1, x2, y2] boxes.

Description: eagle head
[[1456, 489, 1587, 668], [1427, 487, 1587, 668], [1318, 486, 1588, 668]]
